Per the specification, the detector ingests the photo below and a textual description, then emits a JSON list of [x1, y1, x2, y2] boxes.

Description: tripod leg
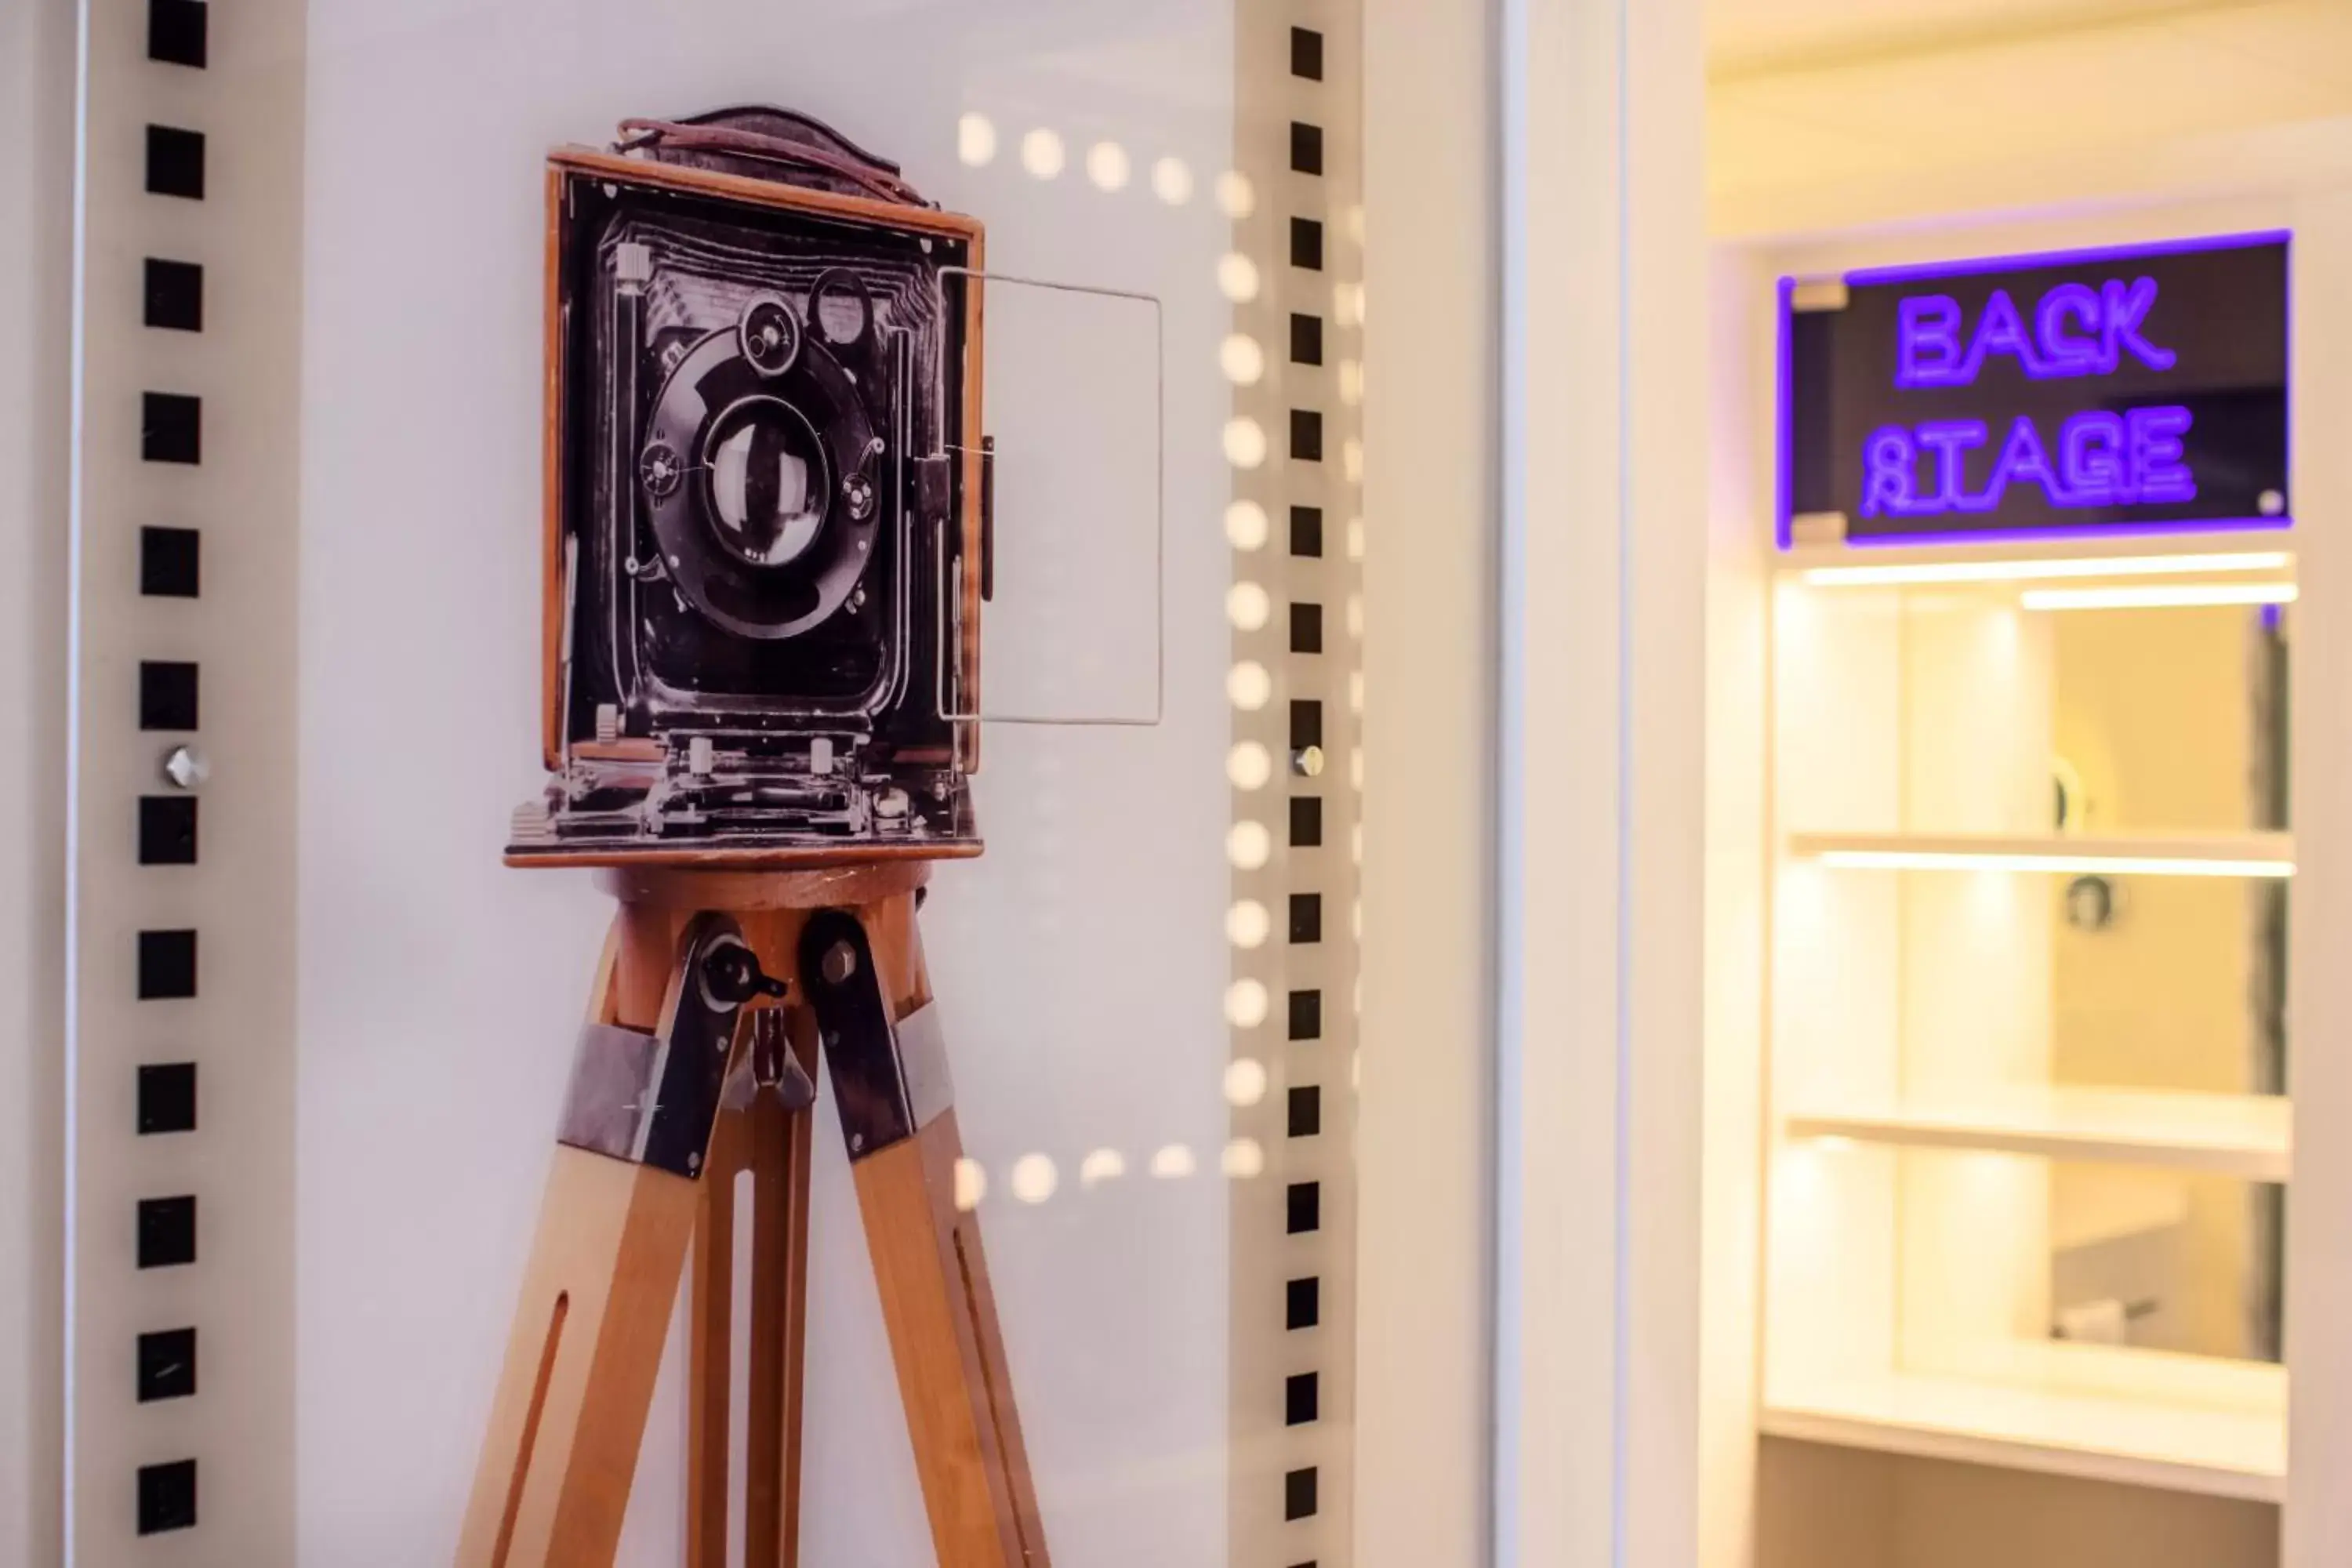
[[800, 898, 1051, 1568], [459, 907, 782, 1568], [684, 1104, 748, 1568]]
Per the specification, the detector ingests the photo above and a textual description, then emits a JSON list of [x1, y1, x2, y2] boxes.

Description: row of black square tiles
[[1290, 409, 1322, 463], [1290, 1085, 1320, 1138], [1290, 314, 1323, 367], [1290, 217, 1323, 272], [1287, 1181, 1319, 1235], [138, 12, 209, 1544], [1290, 797, 1321, 849]]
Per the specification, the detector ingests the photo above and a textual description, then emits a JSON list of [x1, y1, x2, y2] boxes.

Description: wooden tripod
[[456, 862, 1049, 1568]]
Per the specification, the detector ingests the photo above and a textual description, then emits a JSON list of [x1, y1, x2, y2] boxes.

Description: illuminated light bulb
[[1224, 1058, 1269, 1107], [1226, 820, 1272, 870], [1225, 978, 1269, 1029], [1345, 204, 1365, 244], [1152, 156, 1194, 205], [1221, 1138, 1265, 1178], [1226, 660, 1272, 710], [1224, 418, 1269, 470], [1227, 581, 1272, 630], [1225, 899, 1272, 949], [1349, 750, 1364, 789], [1226, 741, 1272, 790], [1080, 1148, 1127, 1188], [1218, 253, 1261, 303], [1021, 128, 1065, 180], [1151, 1143, 1197, 1179], [1215, 170, 1255, 218], [1085, 140, 1131, 191], [1338, 359, 1364, 406], [1345, 593, 1363, 638], [1219, 333, 1266, 386], [1351, 823, 1363, 864], [1334, 282, 1364, 327], [953, 1157, 988, 1211], [1342, 438, 1363, 483], [956, 113, 998, 168], [1010, 1153, 1059, 1203], [1346, 516, 1366, 561], [1225, 499, 1270, 551], [1348, 670, 1364, 715]]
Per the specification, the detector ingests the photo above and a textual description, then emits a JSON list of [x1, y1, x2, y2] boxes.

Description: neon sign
[[1780, 233, 2289, 546]]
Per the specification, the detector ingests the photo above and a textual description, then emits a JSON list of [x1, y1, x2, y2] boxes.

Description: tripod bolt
[[821, 940, 858, 985]]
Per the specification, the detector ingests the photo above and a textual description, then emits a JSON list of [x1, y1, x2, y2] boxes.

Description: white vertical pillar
[[0, 1, 76, 1563], [1356, 0, 1501, 1562], [2285, 184, 2352, 1568], [1495, 0, 1708, 1564], [66, 0, 304, 1557]]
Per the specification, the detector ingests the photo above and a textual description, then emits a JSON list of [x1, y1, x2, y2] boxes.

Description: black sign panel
[[1782, 234, 2288, 545]]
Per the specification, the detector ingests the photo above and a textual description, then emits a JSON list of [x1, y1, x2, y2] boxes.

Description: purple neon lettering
[[2126, 405, 2197, 503], [1963, 289, 2051, 383], [1895, 296, 1965, 388], [2034, 283, 2103, 377], [2101, 278, 2176, 373], [1984, 416, 2070, 508], [1917, 420, 1991, 510], [1860, 426, 1918, 517], [2059, 411, 2125, 506]]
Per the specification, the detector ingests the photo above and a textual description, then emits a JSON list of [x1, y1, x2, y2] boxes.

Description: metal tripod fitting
[[554, 913, 787, 1178], [798, 907, 953, 1160]]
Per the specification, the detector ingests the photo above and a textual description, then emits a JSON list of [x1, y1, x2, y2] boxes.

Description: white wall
[[0, 2, 74, 1564], [294, 3, 1240, 1562]]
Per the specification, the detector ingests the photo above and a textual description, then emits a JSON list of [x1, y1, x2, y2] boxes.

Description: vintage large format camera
[[509, 107, 989, 863]]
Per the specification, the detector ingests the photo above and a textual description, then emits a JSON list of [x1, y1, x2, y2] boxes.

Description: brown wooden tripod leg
[[459, 902, 782, 1568], [685, 987, 819, 1568], [802, 893, 1051, 1568]]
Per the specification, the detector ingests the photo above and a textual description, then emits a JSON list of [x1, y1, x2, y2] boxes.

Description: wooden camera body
[[510, 107, 989, 869]]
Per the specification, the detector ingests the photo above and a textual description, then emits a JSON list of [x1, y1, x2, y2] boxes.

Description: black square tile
[[1286, 1276, 1319, 1329], [1290, 602, 1324, 654], [1288, 1084, 1321, 1138], [1289, 216, 1324, 271], [1289, 797, 1323, 850], [137, 1327, 198, 1403], [140, 661, 198, 731], [145, 125, 205, 200], [142, 392, 201, 465], [1288, 894, 1322, 944], [1286, 1181, 1320, 1235], [1289, 408, 1323, 463], [143, 259, 203, 332], [1290, 122, 1323, 177], [139, 796, 198, 866], [137, 1458, 198, 1534], [1289, 312, 1323, 367], [1287, 985, 1322, 1039], [1283, 1465, 1318, 1521], [1285, 1370, 1319, 1425], [137, 1195, 197, 1269], [1289, 506, 1323, 557], [141, 527, 201, 597], [147, 0, 208, 67], [1290, 26, 1325, 81], [1290, 699, 1322, 752], [137, 930, 198, 1000], [138, 1062, 197, 1134]]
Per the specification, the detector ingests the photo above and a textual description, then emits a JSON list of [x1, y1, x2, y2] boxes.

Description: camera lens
[[702, 397, 830, 568]]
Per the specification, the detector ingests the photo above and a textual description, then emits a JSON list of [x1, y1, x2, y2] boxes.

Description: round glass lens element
[[704, 398, 829, 568]]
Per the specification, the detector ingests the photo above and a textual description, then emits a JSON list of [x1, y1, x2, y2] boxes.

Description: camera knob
[[161, 745, 209, 792]]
